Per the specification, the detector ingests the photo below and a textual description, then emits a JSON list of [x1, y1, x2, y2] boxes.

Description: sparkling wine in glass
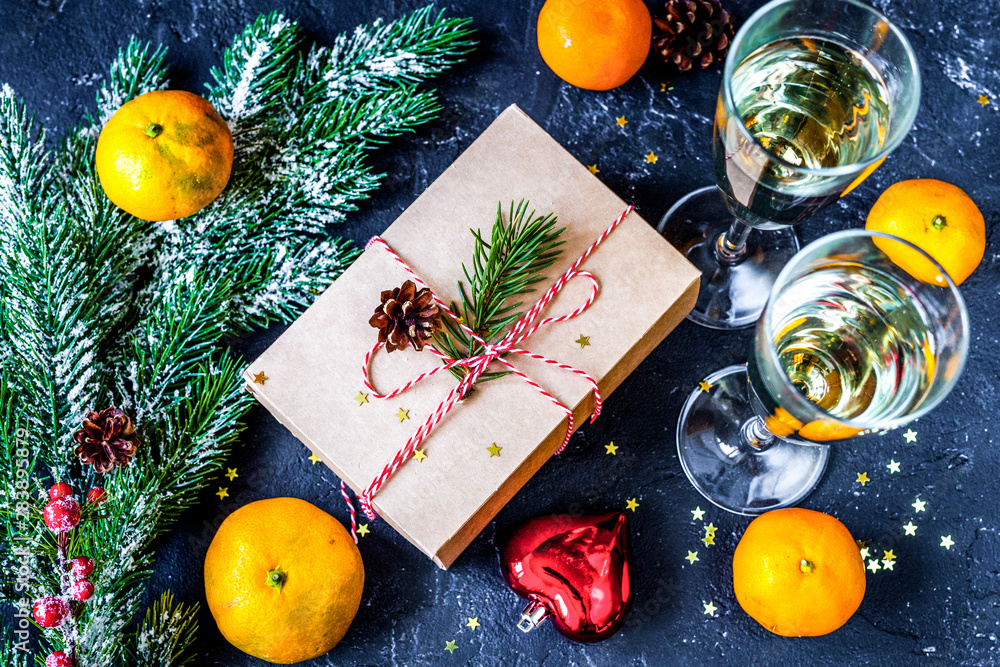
[[659, 0, 920, 329], [675, 231, 968, 515]]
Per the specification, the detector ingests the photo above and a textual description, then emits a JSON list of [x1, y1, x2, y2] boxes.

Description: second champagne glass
[[659, 0, 921, 329]]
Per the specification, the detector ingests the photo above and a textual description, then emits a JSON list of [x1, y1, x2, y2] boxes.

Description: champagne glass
[[676, 230, 968, 515], [658, 0, 920, 329]]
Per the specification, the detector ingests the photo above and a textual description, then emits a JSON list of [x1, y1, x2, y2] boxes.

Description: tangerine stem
[[145, 122, 163, 139], [265, 567, 287, 591], [800, 559, 814, 574], [931, 214, 947, 230]]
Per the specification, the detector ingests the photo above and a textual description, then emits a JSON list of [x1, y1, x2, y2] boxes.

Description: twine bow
[[339, 205, 634, 542]]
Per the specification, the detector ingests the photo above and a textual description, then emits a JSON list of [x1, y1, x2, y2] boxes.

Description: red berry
[[71, 579, 94, 601], [48, 482, 73, 500], [32, 596, 69, 628], [45, 651, 72, 667], [70, 556, 95, 579], [87, 487, 108, 505], [43, 497, 81, 533]]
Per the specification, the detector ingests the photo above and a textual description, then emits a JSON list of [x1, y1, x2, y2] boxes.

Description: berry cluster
[[32, 483, 108, 666]]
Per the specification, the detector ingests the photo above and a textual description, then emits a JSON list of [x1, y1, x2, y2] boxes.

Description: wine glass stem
[[715, 219, 753, 265], [739, 415, 776, 452]]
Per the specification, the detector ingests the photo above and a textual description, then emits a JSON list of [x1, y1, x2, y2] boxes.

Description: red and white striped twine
[[343, 205, 634, 540]]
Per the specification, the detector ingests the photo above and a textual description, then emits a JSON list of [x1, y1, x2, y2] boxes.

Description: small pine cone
[[72, 407, 142, 474], [369, 280, 442, 353], [652, 0, 736, 72]]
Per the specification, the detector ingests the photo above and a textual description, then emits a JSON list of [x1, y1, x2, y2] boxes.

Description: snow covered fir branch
[[0, 7, 474, 666]]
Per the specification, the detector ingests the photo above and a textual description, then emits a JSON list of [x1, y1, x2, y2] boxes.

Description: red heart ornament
[[501, 512, 633, 642]]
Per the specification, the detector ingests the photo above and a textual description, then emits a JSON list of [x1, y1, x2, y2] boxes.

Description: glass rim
[[758, 229, 970, 432], [721, 0, 922, 179]]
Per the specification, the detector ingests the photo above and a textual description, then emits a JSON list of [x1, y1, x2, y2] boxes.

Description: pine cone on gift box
[[73, 407, 142, 474], [369, 280, 442, 353], [652, 0, 736, 72]]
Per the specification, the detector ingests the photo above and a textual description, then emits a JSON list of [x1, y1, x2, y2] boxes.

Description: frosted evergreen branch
[[93, 38, 169, 127], [133, 592, 200, 667]]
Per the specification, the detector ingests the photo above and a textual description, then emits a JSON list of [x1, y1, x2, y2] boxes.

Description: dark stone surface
[[3, 0, 998, 665]]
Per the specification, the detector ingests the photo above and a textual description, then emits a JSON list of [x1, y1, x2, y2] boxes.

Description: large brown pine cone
[[369, 280, 442, 353], [653, 0, 736, 72], [72, 407, 142, 474]]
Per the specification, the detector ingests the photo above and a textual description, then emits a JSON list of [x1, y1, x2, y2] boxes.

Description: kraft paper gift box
[[243, 105, 700, 568]]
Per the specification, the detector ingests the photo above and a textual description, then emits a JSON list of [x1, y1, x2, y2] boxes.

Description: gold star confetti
[[867, 559, 881, 573], [704, 522, 717, 536], [354, 391, 369, 406], [882, 559, 895, 571], [859, 546, 870, 559], [487, 443, 502, 457], [883, 549, 896, 561], [605, 441, 618, 455], [225, 467, 238, 481], [466, 617, 480, 630], [615, 115, 628, 128], [587, 164, 600, 175], [856, 472, 870, 486], [216, 487, 229, 500], [698, 380, 712, 393], [691, 506, 705, 521], [856, 539, 866, 549], [701, 534, 716, 547], [685, 550, 699, 564], [912, 498, 926, 513], [357, 523, 370, 537], [445, 640, 458, 654], [887, 459, 900, 473], [251, 371, 268, 385], [626, 497, 639, 512], [308, 452, 322, 465], [396, 408, 410, 422], [703, 601, 718, 616], [903, 429, 917, 443], [979, 94, 990, 106], [576, 335, 591, 348], [413, 449, 427, 462], [940, 535, 954, 550], [645, 151, 658, 164], [903, 521, 918, 536]]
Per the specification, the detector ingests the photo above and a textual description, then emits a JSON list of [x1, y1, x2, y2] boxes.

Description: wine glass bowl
[[676, 231, 969, 515]]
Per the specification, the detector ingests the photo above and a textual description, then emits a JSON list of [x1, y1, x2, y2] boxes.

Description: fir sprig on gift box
[[0, 7, 473, 666], [436, 200, 565, 384]]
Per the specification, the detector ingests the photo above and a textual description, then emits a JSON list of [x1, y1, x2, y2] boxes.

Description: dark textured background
[[2, 0, 998, 665]]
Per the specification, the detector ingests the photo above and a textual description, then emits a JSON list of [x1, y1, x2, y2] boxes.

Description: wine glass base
[[657, 186, 801, 330], [676, 365, 830, 515]]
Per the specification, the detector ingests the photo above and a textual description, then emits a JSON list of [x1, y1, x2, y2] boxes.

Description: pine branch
[[435, 201, 565, 382], [93, 38, 169, 127], [132, 592, 199, 667]]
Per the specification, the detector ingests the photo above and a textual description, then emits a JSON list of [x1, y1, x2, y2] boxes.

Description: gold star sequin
[[887, 459, 900, 473], [698, 380, 712, 393], [903, 521, 918, 536], [859, 546, 870, 559], [701, 534, 715, 547], [396, 408, 410, 422], [685, 550, 699, 564], [216, 487, 229, 500], [251, 371, 268, 385], [605, 441, 618, 455], [704, 523, 717, 536], [625, 497, 639, 512], [308, 452, 322, 465], [979, 94, 990, 106], [413, 449, 427, 462], [466, 617, 480, 630], [882, 559, 895, 571], [615, 116, 628, 128], [354, 392, 369, 406], [703, 601, 718, 616], [903, 429, 917, 443], [691, 506, 705, 521], [940, 535, 954, 550], [225, 467, 238, 481], [576, 335, 591, 348], [357, 523, 370, 537], [645, 151, 658, 164], [445, 640, 458, 654], [912, 498, 926, 513], [883, 549, 896, 561], [587, 164, 600, 175], [487, 443, 502, 457], [856, 472, 870, 486], [867, 559, 881, 573], [660, 82, 668, 91]]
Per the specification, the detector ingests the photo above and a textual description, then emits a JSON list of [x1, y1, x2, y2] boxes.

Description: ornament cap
[[517, 600, 547, 633]]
